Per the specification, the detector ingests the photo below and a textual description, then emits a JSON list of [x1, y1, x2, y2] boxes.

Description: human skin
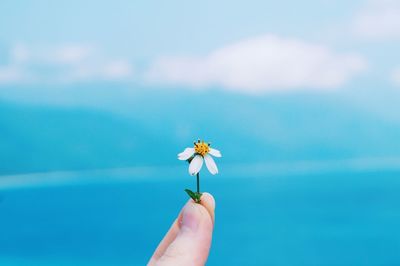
[[148, 193, 215, 266]]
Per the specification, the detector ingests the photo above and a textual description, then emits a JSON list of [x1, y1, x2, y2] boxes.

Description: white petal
[[208, 148, 222, 157], [178, 148, 195, 160], [204, 154, 218, 175], [189, 155, 203, 175]]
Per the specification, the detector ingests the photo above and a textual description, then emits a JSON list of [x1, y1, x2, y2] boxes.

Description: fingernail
[[181, 202, 199, 232]]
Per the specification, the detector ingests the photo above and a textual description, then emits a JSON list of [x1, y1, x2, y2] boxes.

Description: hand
[[148, 193, 215, 266]]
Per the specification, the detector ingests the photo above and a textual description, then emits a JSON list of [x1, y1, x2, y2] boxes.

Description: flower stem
[[196, 173, 200, 193]]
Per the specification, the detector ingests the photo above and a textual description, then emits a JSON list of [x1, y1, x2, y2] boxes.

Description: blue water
[[0, 169, 400, 265]]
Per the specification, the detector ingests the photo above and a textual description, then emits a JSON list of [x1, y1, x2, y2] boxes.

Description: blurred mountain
[[0, 101, 176, 174], [1, 85, 400, 175]]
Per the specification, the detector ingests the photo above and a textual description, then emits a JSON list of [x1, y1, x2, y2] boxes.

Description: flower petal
[[189, 155, 203, 175], [208, 148, 222, 157], [204, 154, 218, 175], [178, 148, 195, 160]]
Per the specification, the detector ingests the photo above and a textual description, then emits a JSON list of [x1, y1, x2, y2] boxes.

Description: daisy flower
[[178, 140, 222, 203], [178, 140, 222, 175]]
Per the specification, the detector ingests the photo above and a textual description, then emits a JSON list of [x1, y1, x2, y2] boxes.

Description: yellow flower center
[[194, 140, 210, 156]]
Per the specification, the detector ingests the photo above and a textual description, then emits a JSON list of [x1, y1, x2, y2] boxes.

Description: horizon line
[[1, 156, 400, 190]]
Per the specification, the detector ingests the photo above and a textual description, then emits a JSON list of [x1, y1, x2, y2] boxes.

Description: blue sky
[[1, 0, 400, 175], [0, 0, 400, 93], [0, 0, 365, 55]]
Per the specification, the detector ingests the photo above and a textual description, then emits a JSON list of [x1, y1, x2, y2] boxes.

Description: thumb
[[155, 197, 215, 266]]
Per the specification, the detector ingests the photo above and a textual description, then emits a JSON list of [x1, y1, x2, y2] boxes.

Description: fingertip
[[201, 192, 215, 209], [150, 195, 215, 265], [200, 192, 215, 224]]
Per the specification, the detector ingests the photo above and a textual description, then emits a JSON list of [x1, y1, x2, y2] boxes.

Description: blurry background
[[1, 0, 400, 265]]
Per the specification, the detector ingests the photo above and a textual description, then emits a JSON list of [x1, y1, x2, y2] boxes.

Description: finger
[[149, 193, 215, 263], [150, 197, 215, 266], [148, 196, 194, 263], [200, 192, 215, 224], [148, 217, 181, 263]]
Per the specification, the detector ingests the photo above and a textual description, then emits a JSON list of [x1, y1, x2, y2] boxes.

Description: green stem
[[196, 173, 200, 193]]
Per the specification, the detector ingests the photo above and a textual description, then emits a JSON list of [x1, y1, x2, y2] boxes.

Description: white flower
[[178, 140, 222, 175]]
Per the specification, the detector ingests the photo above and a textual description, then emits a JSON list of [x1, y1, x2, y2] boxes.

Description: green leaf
[[184, 189, 202, 203], [184, 189, 196, 199]]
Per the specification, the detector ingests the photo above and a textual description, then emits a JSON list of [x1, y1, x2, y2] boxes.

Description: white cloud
[[0, 66, 24, 83], [66, 60, 134, 81], [392, 67, 400, 86], [23, 44, 95, 66], [146, 35, 367, 93], [11, 44, 30, 64], [352, 0, 400, 40], [101, 60, 134, 79], [0, 44, 135, 84], [10, 44, 94, 65], [48, 45, 93, 65]]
